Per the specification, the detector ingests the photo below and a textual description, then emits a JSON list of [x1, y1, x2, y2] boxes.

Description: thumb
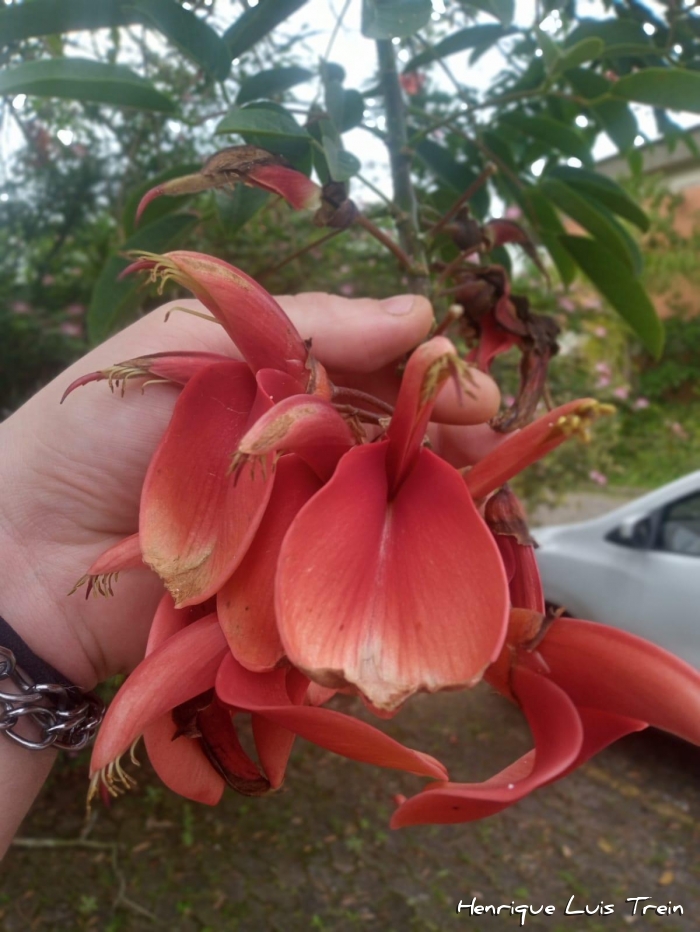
[[276, 292, 434, 373]]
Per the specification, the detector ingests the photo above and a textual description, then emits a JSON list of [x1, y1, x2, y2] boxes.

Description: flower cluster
[[63, 153, 700, 826]]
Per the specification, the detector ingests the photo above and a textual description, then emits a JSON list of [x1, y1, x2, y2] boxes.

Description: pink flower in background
[[399, 72, 426, 96], [42, 274, 55, 286], [65, 303, 86, 318], [558, 297, 576, 313], [669, 422, 689, 440], [503, 394, 516, 407], [593, 326, 607, 338], [589, 470, 608, 486], [596, 376, 611, 389], [339, 283, 355, 296], [583, 296, 602, 310], [613, 385, 630, 400], [504, 205, 522, 220], [59, 321, 83, 337], [633, 397, 650, 410], [10, 300, 31, 315]]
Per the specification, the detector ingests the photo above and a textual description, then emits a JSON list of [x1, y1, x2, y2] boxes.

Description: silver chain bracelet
[[0, 646, 105, 751]]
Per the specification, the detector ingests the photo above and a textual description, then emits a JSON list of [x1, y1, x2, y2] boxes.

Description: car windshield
[[659, 492, 700, 557]]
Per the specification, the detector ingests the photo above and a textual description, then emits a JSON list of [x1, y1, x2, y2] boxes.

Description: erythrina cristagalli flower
[[64, 231, 700, 826]]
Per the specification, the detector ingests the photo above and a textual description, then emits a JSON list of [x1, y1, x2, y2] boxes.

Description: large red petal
[[126, 251, 308, 381], [464, 399, 612, 500], [276, 442, 509, 712], [216, 654, 447, 780], [91, 615, 228, 775], [140, 361, 273, 606], [390, 665, 582, 827], [218, 456, 322, 671], [539, 617, 700, 745]]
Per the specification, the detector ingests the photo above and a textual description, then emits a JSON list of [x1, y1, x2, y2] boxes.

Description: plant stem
[[375, 39, 429, 295]]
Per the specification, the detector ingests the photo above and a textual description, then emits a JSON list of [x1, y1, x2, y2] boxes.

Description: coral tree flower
[[392, 445, 700, 826]]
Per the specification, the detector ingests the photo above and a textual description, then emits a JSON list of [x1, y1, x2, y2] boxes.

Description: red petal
[[140, 362, 273, 606], [467, 310, 517, 372], [390, 665, 582, 827], [495, 536, 545, 613], [136, 174, 213, 224], [216, 654, 447, 780], [91, 615, 227, 774], [127, 251, 309, 381], [464, 399, 613, 499], [237, 394, 355, 481], [218, 456, 322, 671], [539, 617, 700, 745], [87, 533, 142, 575], [247, 164, 321, 210], [386, 337, 462, 489], [143, 716, 225, 806], [561, 706, 646, 779], [277, 442, 509, 712]]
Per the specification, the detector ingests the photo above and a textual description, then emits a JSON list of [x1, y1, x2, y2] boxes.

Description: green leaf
[[460, 1, 514, 27], [122, 161, 201, 236], [88, 213, 198, 343], [523, 189, 576, 286], [0, 0, 135, 45], [405, 24, 509, 70], [612, 68, 700, 114], [0, 58, 176, 112], [550, 37, 604, 77], [217, 102, 311, 169], [500, 112, 592, 166], [565, 18, 651, 50], [130, 0, 231, 81], [216, 104, 307, 139], [224, 0, 309, 60], [566, 68, 637, 151], [545, 165, 649, 232], [541, 177, 642, 274], [215, 186, 269, 234], [414, 140, 490, 218], [361, 0, 433, 40], [560, 235, 663, 356], [237, 65, 314, 104], [341, 90, 365, 132], [322, 135, 361, 181]]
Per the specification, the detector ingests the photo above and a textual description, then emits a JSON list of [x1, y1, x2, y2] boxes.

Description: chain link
[[0, 647, 104, 751]]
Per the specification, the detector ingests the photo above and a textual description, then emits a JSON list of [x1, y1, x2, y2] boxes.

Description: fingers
[[275, 292, 435, 372], [432, 422, 509, 469]]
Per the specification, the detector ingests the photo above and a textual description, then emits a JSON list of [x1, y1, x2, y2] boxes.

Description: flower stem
[[376, 39, 429, 295]]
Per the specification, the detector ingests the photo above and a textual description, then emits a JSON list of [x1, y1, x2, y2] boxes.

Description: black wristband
[[0, 615, 75, 688]]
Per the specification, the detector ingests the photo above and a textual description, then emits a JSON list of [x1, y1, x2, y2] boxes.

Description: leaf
[[500, 112, 592, 166], [123, 161, 202, 236], [612, 68, 700, 114], [224, 0, 308, 60], [545, 165, 649, 232], [550, 37, 604, 77], [88, 213, 198, 343], [322, 135, 361, 181], [565, 18, 651, 50], [217, 102, 312, 169], [0, 58, 176, 112], [523, 190, 576, 286], [237, 66, 314, 104], [341, 89, 365, 132], [566, 68, 637, 152], [560, 235, 663, 357], [130, 0, 231, 81], [405, 24, 509, 70], [216, 104, 307, 139], [0, 0, 135, 44], [215, 186, 269, 234], [459, 0, 514, 27], [541, 178, 642, 274], [362, 0, 433, 40]]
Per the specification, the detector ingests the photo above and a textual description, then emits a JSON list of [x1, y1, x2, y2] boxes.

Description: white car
[[534, 470, 700, 668]]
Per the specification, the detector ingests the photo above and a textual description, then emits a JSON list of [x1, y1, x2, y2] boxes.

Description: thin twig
[[254, 228, 343, 280], [354, 214, 415, 272], [428, 163, 497, 238]]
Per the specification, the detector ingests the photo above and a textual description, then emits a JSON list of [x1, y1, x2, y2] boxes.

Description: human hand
[[0, 293, 500, 689]]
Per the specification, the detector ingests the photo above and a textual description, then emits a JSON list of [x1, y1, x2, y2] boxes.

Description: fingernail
[[381, 294, 415, 316]]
